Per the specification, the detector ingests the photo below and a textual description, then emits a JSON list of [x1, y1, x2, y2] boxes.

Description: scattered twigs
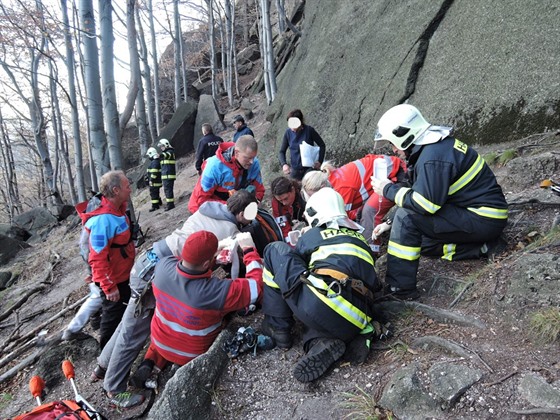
[[448, 281, 474, 309], [0, 334, 62, 385], [508, 199, 560, 208], [483, 370, 518, 387], [0, 285, 46, 324], [1, 295, 88, 356], [0, 308, 48, 330], [508, 408, 560, 415]]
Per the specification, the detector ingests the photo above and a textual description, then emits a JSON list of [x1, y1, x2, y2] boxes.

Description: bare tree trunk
[[147, 0, 161, 134], [173, 0, 182, 107], [242, 0, 249, 47], [99, 0, 123, 170], [49, 60, 77, 205], [224, 0, 234, 105], [275, 0, 286, 34], [258, 0, 277, 103], [136, 5, 157, 145], [79, 0, 110, 180], [205, 0, 217, 100], [0, 109, 22, 220], [217, 7, 227, 94], [118, 0, 141, 143], [61, 0, 86, 202]]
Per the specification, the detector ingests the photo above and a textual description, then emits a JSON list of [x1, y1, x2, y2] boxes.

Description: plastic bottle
[[371, 157, 389, 253], [373, 157, 388, 180]]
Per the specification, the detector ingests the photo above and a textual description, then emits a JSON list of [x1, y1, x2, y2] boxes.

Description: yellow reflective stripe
[[412, 192, 441, 214], [309, 243, 374, 267], [395, 187, 410, 207], [467, 206, 508, 219], [263, 268, 279, 289], [306, 275, 370, 329], [449, 154, 484, 195], [161, 159, 176, 164], [161, 175, 177, 180], [387, 240, 421, 261], [147, 168, 160, 173], [441, 243, 456, 261]]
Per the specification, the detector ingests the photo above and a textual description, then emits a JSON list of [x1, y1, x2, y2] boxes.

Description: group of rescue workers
[[65, 104, 508, 409]]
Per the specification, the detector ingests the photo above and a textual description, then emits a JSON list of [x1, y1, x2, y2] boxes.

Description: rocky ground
[[0, 96, 559, 419]]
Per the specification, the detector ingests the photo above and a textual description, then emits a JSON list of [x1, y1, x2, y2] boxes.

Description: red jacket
[[188, 143, 265, 213], [76, 196, 135, 294], [329, 154, 405, 220], [271, 185, 306, 241], [150, 249, 263, 366]]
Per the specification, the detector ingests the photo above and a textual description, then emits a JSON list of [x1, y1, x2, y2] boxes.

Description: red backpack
[[12, 399, 100, 420]]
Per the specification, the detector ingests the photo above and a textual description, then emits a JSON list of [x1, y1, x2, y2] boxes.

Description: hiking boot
[[107, 391, 145, 409], [383, 284, 420, 300], [260, 320, 293, 349], [90, 311, 101, 331], [61, 330, 90, 341], [90, 364, 106, 382], [482, 235, 508, 261], [164, 203, 175, 211], [129, 361, 154, 389], [293, 338, 346, 383], [148, 205, 159, 212]]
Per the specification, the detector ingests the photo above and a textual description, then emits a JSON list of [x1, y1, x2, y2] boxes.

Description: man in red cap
[[148, 230, 263, 366]]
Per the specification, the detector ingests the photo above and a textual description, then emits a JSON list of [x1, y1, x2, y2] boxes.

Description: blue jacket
[[278, 125, 326, 170], [188, 142, 265, 213], [233, 125, 254, 142]]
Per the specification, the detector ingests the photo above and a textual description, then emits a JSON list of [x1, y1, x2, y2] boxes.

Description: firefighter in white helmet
[[145, 147, 162, 212], [371, 104, 508, 300], [261, 187, 380, 383], [157, 138, 176, 211]]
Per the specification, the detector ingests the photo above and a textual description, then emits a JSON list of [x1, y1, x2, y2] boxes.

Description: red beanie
[[181, 231, 219, 266]]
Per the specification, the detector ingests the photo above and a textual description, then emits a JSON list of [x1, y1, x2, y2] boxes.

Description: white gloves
[[235, 232, 256, 250], [372, 222, 392, 240]]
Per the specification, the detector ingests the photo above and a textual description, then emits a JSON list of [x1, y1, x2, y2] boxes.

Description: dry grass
[[530, 308, 560, 344]]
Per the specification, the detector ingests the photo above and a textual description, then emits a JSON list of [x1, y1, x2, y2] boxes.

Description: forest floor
[[1, 94, 560, 419]]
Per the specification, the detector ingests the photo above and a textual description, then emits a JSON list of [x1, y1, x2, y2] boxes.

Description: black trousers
[[99, 280, 131, 350], [162, 179, 174, 203], [386, 206, 507, 291], [149, 186, 162, 205]]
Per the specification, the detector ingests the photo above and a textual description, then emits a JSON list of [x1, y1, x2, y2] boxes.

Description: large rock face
[[260, 0, 560, 174]]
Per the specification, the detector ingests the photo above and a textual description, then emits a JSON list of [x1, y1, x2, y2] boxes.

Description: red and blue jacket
[[76, 196, 135, 294], [150, 248, 263, 366], [188, 142, 265, 213]]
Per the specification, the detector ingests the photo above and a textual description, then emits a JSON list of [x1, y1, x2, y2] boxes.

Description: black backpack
[[241, 208, 283, 255]]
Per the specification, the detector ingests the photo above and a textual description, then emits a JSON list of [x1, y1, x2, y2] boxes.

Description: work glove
[[235, 232, 256, 251], [372, 222, 391, 240]]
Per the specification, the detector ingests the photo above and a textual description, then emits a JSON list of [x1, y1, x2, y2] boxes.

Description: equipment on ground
[[540, 178, 560, 196], [13, 361, 106, 420]]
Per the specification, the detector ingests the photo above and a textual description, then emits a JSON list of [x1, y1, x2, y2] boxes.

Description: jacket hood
[[198, 201, 238, 224], [75, 195, 126, 224], [216, 142, 236, 165]]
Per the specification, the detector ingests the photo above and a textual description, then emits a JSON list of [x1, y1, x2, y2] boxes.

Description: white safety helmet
[[157, 138, 171, 148], [374, 104, 431, 150], [146, 147, 158, 159], [304, 187, 347, 228]]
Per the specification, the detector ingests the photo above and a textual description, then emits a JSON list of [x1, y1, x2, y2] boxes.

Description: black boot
[[293, 338, 346, 383], [149, 204, 159, 212], [260, 319, 293, 349], [164, 203, 175, 211]]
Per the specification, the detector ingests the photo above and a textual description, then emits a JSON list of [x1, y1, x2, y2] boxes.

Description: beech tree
[[258, 0, 277, 103], [79, 0, 110, 182], [61, 0, 86, 202]]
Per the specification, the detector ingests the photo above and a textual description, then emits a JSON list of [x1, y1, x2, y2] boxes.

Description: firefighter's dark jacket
[[383, 137, 507, 220]]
